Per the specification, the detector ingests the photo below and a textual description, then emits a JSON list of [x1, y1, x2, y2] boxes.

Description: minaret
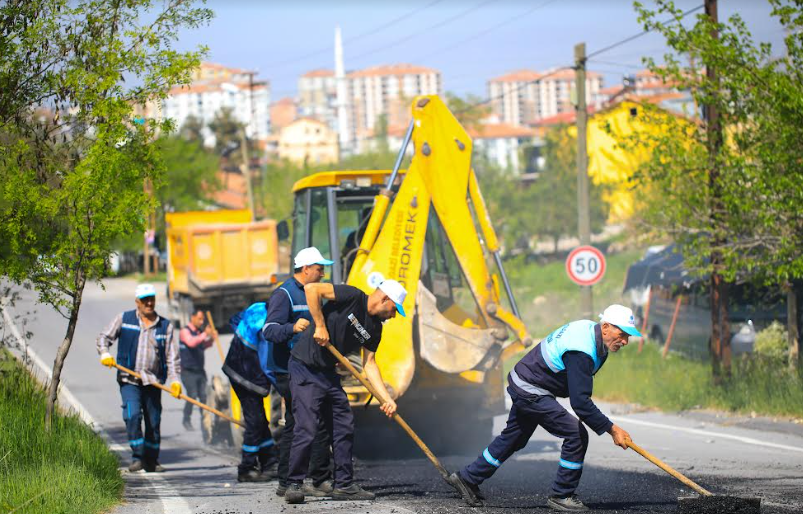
[[335, 26, 351, 154]]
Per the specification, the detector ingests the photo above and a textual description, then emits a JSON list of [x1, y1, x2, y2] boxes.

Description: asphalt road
[[5, 277, 803, 514]]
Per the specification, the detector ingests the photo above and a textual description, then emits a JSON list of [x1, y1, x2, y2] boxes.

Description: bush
[[754, 321, 788, 361]]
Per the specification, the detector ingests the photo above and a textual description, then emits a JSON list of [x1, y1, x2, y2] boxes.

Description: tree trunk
[[720, 278, 731, 377], [710, 270, 722, 381], [44, 272, 86, 431], [787, 283, 799, 370]]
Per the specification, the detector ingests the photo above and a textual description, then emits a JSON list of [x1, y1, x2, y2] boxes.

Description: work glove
[[170, 381, 182, 398], [100, 353, 116, 368]]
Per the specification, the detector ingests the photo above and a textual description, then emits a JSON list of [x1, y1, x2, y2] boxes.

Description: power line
[[586, 4, 705, 59], [263, 0, 444, 69], [421, 0, 560, 61], [587, 59, 644, 71], [348, 0, 500, 63]]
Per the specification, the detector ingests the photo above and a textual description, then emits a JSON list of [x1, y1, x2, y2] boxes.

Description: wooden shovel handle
[[111, 362, 244, 428], [205, 311, 226, 362], [627, 440, 712, 496], [323, 343, 450, 480]]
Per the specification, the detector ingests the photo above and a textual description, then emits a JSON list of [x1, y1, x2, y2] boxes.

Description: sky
[[174, 0, 786, 102]]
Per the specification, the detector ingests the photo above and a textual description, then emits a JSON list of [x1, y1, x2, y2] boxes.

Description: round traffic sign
[[566, 246, 606, 286]]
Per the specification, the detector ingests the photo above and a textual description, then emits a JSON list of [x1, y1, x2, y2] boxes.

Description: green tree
[[446, 92, 492, 132], [528, 126, 607, 252], [157, 135, 221, 213], [620, 0, 803, 374], [0, 0, 211, 428]]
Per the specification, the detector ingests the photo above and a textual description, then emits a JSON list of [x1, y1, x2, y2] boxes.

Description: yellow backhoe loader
[[218, 95, 533, 454]]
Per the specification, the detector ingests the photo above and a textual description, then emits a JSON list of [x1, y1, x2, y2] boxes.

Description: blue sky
[[175, 0, 786, 102]]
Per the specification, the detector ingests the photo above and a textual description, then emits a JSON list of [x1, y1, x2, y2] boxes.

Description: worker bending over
[[448, 305, 638, 512], [97, 283, 181, 473], [284, 279, 407, 504]]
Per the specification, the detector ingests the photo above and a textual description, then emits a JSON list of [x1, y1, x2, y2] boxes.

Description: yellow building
[[278, 117, 340, 166], [534, 94, 693, 223]]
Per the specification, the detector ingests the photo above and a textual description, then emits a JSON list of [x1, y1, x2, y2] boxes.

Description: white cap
[[599, 304, 642, 337], [378, 279, 407, 317], [135, 283, 156, 299], [294, 247, 334, 268]]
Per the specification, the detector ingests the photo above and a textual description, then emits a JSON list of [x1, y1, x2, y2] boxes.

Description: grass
[[506, 248, 643, 340], [594, 342, 803, 418], [118, 270, 167, 283], [502, 247, 803, 419], [0, 349, 123, 514]]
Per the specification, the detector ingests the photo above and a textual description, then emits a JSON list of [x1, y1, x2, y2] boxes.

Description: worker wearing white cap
[[283, 277, 407, 504], [449, 304, 638, 511], [97, 283, 182, 473]]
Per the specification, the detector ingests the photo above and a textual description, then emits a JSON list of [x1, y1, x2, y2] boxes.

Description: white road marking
[[611, 415, 803, 454], [2, 303, 193, 514]]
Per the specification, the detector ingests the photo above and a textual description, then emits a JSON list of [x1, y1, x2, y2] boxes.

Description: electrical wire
[[263, 0, 445, 69], [348, 0, 500, 63], [586, 4, 705, 59]]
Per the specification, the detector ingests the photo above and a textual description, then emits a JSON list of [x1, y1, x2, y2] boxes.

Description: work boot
[[332, 483, 375, 501], [182, 418, 193, 431], [284, 483, 305, 504], [237, 469, 273, 483], [303, 479, 334, 497], [128, 460, 144, 472], [445, 472, 483, 507], [275, 484, 287, 497], [144, 461, 165, 473], [547, 495, 589, 512]]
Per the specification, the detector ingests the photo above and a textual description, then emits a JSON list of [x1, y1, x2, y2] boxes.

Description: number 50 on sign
[[566, 246, 606, 286]]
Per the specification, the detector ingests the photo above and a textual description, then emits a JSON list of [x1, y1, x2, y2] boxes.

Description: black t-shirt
[[290, 284, 383, 370]]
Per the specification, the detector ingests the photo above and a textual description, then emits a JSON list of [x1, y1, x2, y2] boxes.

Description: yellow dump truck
[[283, 96, 533, 454], [165, 209, 285, 329]]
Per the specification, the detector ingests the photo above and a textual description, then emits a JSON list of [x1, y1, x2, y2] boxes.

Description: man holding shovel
[[284, 279, 407, 504], [179, 309, 214, 432], [448, 304, 638, 512], [97, 283, 182, 473]]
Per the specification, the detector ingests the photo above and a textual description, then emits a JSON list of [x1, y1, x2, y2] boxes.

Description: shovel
[[323, 343, 450, 480], [110, 362, 244, 428], [627, 440, 761, 513]]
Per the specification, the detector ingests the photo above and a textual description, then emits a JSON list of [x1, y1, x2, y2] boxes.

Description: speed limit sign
[[566, 246, 606, 286]]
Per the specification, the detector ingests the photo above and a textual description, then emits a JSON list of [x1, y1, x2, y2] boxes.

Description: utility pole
[[239, 128, 256, 220], [575, 42, 593, 320], [704, 0, 730, 379], [143, 179, 153, 276]]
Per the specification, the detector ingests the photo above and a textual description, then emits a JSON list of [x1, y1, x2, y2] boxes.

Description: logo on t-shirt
[[347, 313, 371, 344]]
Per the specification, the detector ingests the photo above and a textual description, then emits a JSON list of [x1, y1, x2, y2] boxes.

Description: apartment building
[[162, 62, 270, 147], [488, 68, 603, 126], [297, 63, 442, 153]]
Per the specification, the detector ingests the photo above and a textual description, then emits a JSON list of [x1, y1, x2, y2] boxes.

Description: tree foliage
[[619, 0, 803, 371], [0, 0, 211, 428]]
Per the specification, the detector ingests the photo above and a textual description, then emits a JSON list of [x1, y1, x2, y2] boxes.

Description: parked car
[[624, 245, 790, 360]]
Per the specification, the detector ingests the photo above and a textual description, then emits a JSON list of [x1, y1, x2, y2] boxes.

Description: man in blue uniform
[[262, 247, 334, 497], [97, 283, 182, 473], [284, 279, 407, 504], [447, 304, 639, 512]]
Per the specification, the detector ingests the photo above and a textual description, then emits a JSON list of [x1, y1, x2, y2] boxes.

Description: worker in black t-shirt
[[283, 280, 407, 504]]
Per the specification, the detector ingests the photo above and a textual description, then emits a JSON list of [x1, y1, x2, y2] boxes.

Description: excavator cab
[[286, 96, 533, 454]]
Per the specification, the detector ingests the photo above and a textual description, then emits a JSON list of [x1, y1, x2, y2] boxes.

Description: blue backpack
[[229, 302, 287, 386]]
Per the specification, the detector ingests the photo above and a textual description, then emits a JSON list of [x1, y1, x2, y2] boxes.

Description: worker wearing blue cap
[[97, 283, 182, 473], [448, 304, 638, 511]]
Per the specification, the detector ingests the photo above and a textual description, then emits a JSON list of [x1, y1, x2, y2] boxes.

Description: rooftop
[[347, 63, 439, 78]]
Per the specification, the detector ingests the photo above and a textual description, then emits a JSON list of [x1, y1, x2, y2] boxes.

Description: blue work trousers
[[461, 388, 589, 497], [120, 383, 162, 464], [287, 358, 354, 488], [231, 382, 276, 474]]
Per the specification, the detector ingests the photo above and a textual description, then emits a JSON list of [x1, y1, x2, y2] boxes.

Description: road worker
[[262, 247, 334, 498], [447, 304, 638, 512], [98, 283, 182, 473], [179, 309, 214, 432], [284, 279, 407, 504]]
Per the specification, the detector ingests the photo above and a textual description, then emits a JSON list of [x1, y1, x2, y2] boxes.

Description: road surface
[[4, 278, 803, 513]]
